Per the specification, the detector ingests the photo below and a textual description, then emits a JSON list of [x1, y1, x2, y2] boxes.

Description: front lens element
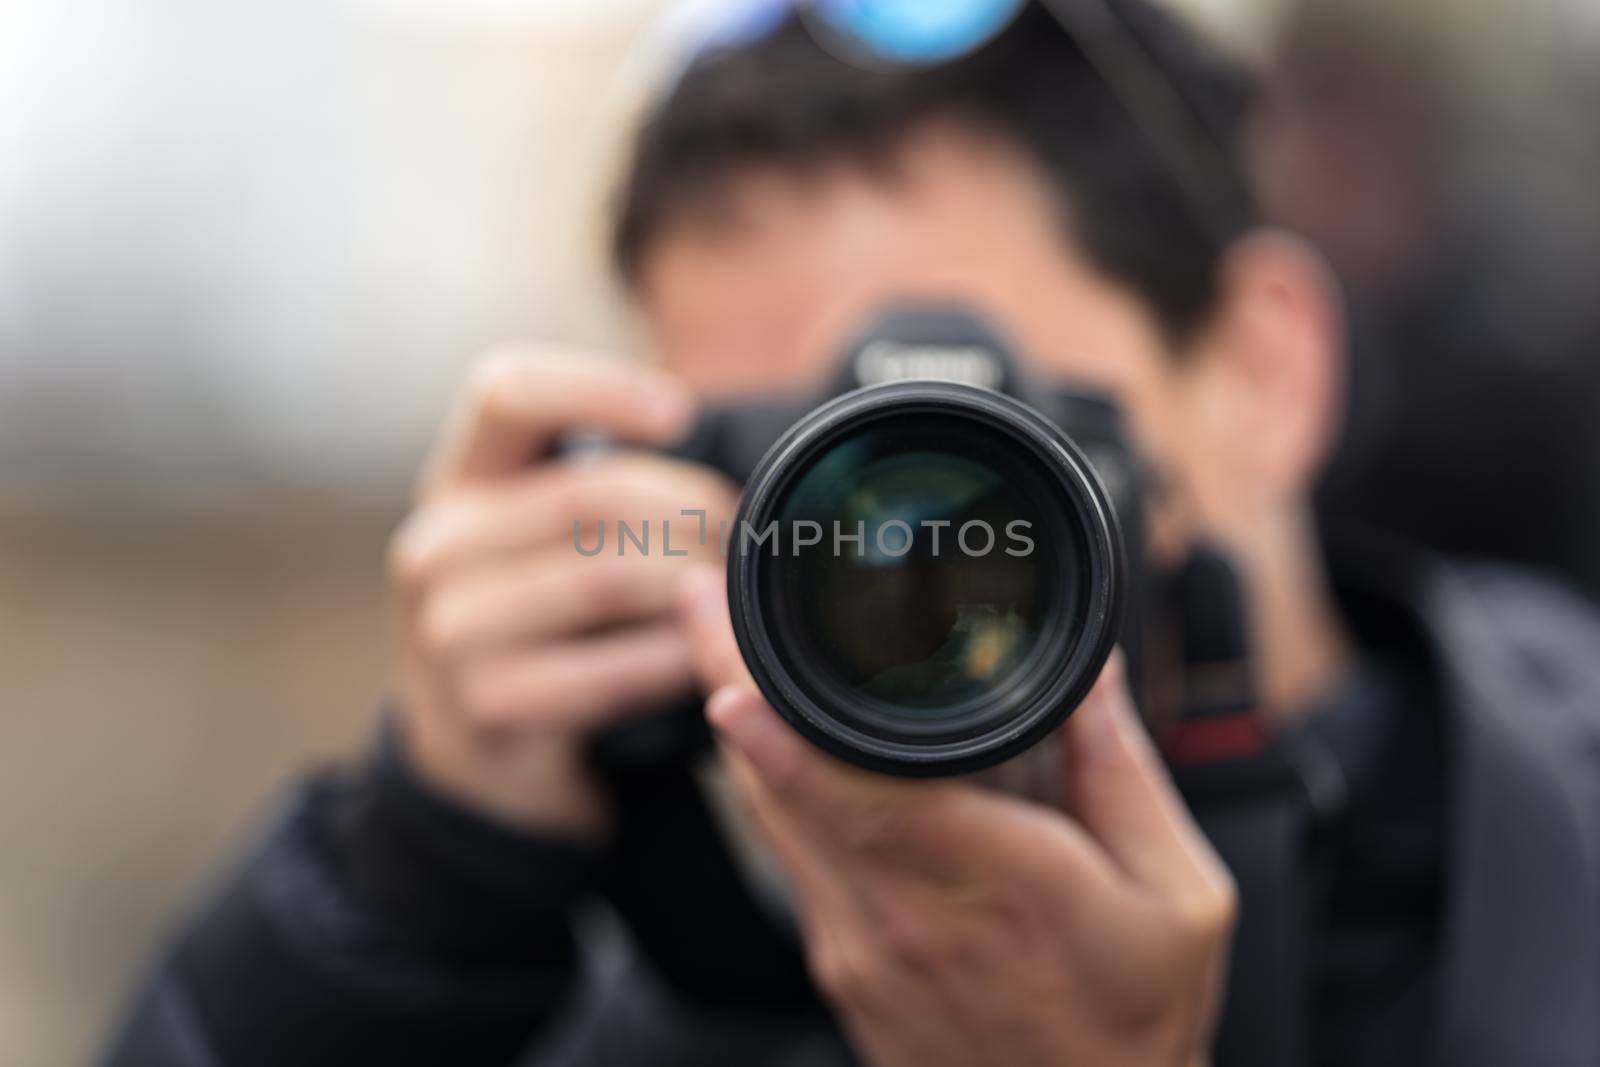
[[768, 415, 1080, 726], [730, 381, 1121, 776]]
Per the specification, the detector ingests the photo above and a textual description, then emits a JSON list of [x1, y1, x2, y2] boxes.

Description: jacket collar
[[1331, 535, 1600, 1066]]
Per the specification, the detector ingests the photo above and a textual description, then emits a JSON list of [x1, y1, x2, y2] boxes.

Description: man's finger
[[455, 622, 694, 731], [394, 456, 733, 587], [705, 684, 1117, 902], [679, 566, 753, 693], [681, 567, 932, 878], [708, 696, 861, 917], [702, 686, 954, 882], [420, 349, 694, 497], [1061, 653, 1229, 899], [684, 574, 1115, 886], [419, 550, 703, 658]]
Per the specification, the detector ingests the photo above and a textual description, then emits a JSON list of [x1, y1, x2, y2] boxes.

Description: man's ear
[[1183, 229, 1345, 506]]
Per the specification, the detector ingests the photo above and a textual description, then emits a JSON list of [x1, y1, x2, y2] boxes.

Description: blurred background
[[1, 1, 1596, 1063]]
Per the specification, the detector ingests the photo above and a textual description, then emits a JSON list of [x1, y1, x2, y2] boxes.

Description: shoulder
[[1409, 562, 1600, 1067], [1420, 560, 1600, 729], [1426, 562, 1600, 684]]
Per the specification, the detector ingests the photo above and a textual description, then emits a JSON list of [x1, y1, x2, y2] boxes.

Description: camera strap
[[1173, 738, 1341, 1067], [1159, 544, 1328, 1067]]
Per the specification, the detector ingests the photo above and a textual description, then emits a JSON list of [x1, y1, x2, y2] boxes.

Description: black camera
[[668, 305, 1147, 777]]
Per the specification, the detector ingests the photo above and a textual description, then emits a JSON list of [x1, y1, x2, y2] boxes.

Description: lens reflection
[[767, 413, 1081, 723]]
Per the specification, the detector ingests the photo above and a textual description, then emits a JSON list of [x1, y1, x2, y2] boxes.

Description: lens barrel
[[727, 380, 1123, 777]]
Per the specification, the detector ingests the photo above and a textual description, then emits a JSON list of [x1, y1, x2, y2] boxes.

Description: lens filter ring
[[727, 380, 1124, 777]]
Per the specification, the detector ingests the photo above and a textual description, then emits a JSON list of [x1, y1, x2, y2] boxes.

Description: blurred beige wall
[[0, 3, 668, 1063], [0, 514, 391, 1065], [0, 0, 665, 518]]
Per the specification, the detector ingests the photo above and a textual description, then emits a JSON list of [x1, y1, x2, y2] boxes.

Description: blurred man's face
[[636, 116, 1346, 582], [635, 123, 1263, 561], [638, 125, 1175, 408]]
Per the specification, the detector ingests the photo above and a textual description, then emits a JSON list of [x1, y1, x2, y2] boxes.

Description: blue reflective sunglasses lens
[[810, 0, 1026, 64]]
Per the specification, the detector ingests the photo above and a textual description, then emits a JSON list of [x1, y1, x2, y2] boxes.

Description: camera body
[[671, 307, 1146, 528], [591, 304, 1148, 777]]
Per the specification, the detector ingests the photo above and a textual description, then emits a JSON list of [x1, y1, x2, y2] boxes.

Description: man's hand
[[387, 349, 737, 837], [680, 569, 1236, 1067]]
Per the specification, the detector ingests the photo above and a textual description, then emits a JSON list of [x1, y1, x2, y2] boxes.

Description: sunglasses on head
[[654, 0, 1250, 243]]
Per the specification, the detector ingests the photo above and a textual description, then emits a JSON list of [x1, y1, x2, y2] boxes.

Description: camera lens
[[728, 381, 1122, 776], [773, 418, 1066, 717]]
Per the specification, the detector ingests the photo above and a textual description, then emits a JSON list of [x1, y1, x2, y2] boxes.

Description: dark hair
[[612, 1, 1257, 341]]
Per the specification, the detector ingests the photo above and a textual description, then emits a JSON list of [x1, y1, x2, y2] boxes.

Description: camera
[[667, 305, 1147, 777]]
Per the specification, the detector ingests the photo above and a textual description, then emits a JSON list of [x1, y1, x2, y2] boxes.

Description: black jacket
[[103, 549, 1600, 1067]]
